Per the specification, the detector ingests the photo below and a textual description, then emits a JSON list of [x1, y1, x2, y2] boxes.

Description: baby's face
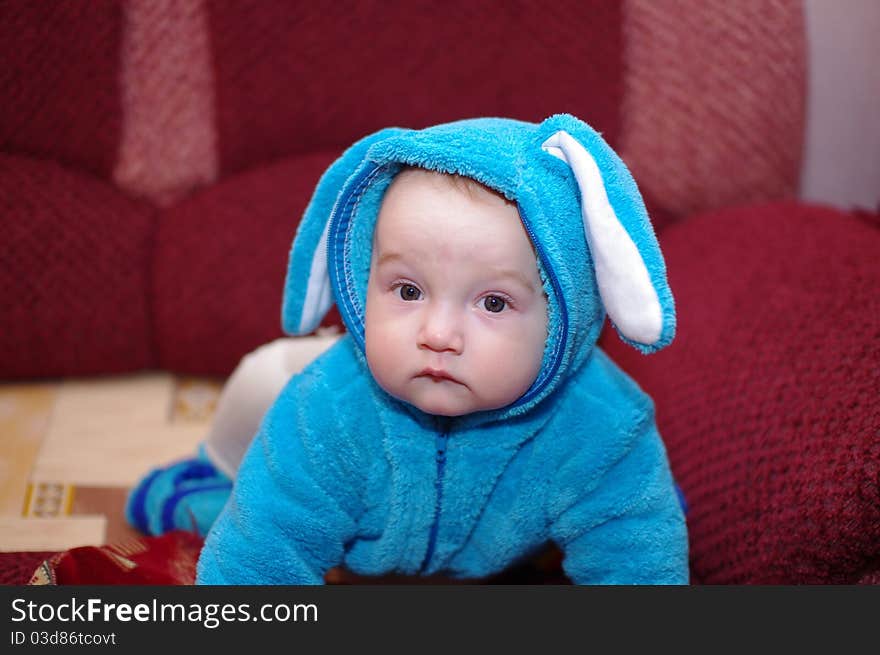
[[365, 169, 548, 417]]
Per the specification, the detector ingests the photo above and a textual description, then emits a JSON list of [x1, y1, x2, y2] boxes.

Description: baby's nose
[[418, 307, 464, 354]]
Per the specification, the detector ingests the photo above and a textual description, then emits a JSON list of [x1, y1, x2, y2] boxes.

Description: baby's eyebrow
[[375, 251, 406, 268], [489, 268, 538, 294]]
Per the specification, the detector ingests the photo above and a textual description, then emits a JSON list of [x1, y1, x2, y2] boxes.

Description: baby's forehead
[[373, 171, 540, 268], [375, 177, 529, 245], [387, 166, 513, 207], [371, 173, 542, 285]]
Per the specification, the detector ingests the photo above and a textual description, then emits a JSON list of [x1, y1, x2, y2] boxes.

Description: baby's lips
[[424, 368, 472, 388], [417, 367, 461, 384]]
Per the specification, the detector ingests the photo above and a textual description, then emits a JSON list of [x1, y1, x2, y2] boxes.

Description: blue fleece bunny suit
[[195, 114, 688, 584]]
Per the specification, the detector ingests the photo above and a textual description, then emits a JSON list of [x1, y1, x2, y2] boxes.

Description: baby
[[133, 114, 689, 584]]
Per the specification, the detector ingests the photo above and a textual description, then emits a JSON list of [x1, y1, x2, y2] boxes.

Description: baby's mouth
[[416, 367, 464, 385]]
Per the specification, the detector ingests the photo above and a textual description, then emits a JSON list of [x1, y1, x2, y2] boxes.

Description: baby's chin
[[381, 381, 477, 417], [374, 375, 516, 417], [405, 387, 510, 418], [406, 392, 475, 417]]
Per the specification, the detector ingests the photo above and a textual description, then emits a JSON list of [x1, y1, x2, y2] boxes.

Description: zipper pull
[[435, 433, 448, 461]]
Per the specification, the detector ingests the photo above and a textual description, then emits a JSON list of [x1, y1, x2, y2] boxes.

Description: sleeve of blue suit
[[549, 415, 689, 585], [195, 384, 358, 584]]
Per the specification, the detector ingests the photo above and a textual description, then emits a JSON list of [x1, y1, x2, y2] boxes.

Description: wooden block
[[72, 486, 144, 545], [0, 384, 57, 516], [0, 516, 106, 552], [32, 374, 208, 487]]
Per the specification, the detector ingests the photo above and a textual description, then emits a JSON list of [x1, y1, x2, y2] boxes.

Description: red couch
[[2, 0, 877, 584]]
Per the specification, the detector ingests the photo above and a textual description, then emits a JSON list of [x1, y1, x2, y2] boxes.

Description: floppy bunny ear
[[295, 216, 334, 335], [541, 129, 672, 351], [282, 127, 404, 336]]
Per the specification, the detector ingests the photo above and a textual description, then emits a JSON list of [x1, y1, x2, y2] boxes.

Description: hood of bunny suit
[[281, 114, 675, 424]]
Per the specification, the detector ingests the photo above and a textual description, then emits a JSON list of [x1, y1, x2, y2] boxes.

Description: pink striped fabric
[[620, 0, 806, 218], [113, 0, 218, 206]]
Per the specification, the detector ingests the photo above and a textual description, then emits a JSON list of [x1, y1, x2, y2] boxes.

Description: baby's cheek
[[495, 326, 544, 387], [364, 323, 389, 377], [476, 335, 522, 379]]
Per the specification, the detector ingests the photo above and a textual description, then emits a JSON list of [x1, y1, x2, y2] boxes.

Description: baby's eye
[[399, 284, 422, 301], [483, 296, 506, 313]]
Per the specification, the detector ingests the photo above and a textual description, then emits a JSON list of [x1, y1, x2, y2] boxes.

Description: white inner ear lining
[[298, 218, 334, 335], [541, 131, 663, 345]]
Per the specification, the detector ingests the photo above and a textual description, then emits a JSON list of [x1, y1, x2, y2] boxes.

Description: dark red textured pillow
[[154, 151, 341, 376], [601, 202, 880, 584], [0, 155, 155, 378]]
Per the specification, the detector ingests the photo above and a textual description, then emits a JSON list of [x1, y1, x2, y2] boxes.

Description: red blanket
[[26, 531, 203, 585]]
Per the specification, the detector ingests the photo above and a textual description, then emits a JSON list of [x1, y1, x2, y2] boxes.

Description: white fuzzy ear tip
[[541, 132, 567, 159], [614, 309, 664, 346], [543, 145, 566, 163]]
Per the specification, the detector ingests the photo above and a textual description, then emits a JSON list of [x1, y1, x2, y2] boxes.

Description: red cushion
[[29, 531, 203, 585], [207, 0, 623, 177], [601, 202, 880, 584], [0, 155, 155, 377], [154, 151, 340, 376], [0, 1, 123, 178]]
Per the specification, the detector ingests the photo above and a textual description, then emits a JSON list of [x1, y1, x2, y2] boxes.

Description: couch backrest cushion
[[207, 0, 624, 177], [619, 0, 806, 221], [0, 1, 124, 179]]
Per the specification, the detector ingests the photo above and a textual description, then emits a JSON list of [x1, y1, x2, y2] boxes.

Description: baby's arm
[[196, 376, 358, 584], [549, 413, 688, 585]]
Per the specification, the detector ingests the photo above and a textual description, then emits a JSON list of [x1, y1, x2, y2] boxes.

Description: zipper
[[420, 431, 448, 573], [512, 205, 568, 408], [326, 161, 386, 350]]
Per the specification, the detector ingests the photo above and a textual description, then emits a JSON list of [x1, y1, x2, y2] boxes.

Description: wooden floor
[[0, 373, 223, 551]]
